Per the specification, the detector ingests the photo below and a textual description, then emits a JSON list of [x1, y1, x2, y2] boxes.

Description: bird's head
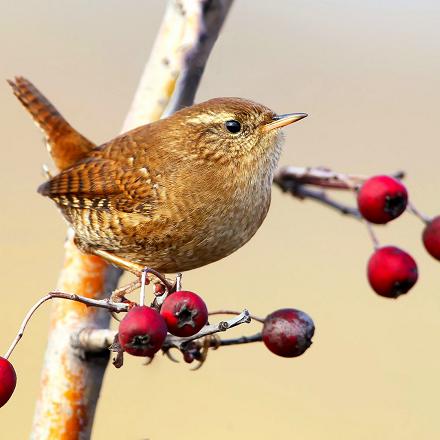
[[168, 97, 307, 168]]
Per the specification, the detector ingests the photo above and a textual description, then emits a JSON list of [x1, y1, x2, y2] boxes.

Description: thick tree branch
[[123, 0, 233, 130], [31, 1, 233, 438], [163, 0, 233, 116]]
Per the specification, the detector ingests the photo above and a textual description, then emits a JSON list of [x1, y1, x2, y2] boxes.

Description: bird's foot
[[179, 334, 220, 370], [110, 278, 141, 304]]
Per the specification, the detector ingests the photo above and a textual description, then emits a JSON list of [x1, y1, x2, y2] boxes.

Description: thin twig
[[165, 309, 251, 349], [216, 332, 262, 346], [175, 273, 182, 292], [139, 270, 147, 307], [364, 220, 380, 250], [4, 292, 128, 359], [208, 309, 265, 324], [4, 295, 51, 359], [274, 166, 366, 190], [407, 201, 432, 224], [288, 185, 361, 218], [273, 166, 405, 191], [143, 267, 174, 293], [274, 166, 406, 219]]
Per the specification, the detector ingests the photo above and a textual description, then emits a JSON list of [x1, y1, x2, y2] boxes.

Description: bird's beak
[[262, 113, 308, 132]]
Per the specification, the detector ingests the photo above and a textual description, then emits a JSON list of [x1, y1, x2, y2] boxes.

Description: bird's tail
[[8, 76, 96, 171]]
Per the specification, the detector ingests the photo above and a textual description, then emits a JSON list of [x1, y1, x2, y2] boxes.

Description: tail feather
[[8, 76, 96, 171]]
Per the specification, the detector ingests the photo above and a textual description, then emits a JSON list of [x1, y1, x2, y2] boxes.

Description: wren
[[9, 77, 307, 274]]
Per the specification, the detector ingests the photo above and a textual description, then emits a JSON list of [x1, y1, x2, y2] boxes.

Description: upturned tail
[[8, 76, 95, 171]]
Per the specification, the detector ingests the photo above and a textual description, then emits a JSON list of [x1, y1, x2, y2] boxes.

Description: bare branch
[[274, 165, 406, 219], [123, 0, 233, 130], [274, 165, 405, 190], [407, 201, 432, 224], [274, 166, 366, 190], [165, 309, 251, 349], [4, 295, 52, 360], [364, 219, 380, 249], [163, 0, 233, 116], [209, 309, 265, 324], [284, 185, 361, 219], [46, 292, 128, 312], [71, 328, 118, 354], [216, 332, 262, 346], [4, 292, 128, 360], [71, 310, 253, 354]]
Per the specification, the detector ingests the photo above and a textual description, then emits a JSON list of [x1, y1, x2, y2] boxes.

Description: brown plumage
[[9, 77, 307, 273], [8, 77, 95, 171]]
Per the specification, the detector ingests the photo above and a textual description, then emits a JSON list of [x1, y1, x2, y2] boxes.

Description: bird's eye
[[225, 120, 241, 134]]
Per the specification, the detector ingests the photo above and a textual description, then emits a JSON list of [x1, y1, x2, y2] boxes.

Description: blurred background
[[1, 0, 440, 438]]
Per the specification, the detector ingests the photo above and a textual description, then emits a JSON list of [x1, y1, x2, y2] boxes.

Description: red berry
[[357, 175, 408, 224], [262, 309, 314, 358], [422, 216, 440, 260], [0, 357, 16, 408], [367, 246, 418, 298], [118, 306, 167, 357], [160, 291, 208, 337]]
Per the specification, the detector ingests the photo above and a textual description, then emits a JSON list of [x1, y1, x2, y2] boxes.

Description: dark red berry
[[262, 309, 314, 358], [357, 175, 408, 224], [0, 357, 16, 408], [118, 306, 167, 357], [183, 351, 195, 364], [422, 216, 440, 260], [367, 246, 418, 298], [160, 291, 208, 337]]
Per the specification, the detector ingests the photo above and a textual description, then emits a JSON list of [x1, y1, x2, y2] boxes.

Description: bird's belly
[[126, 206, 268, 272], [68, 189, 271, 273]]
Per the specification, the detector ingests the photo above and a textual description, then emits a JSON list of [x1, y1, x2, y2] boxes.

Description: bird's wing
[[38, 157, 156, 214]]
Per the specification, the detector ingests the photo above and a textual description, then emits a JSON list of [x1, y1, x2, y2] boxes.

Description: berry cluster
[[0, 276, 315, 409], [117, 288, 314, 362], [118, 291, 208, 357], [357, 175, 439, 298]]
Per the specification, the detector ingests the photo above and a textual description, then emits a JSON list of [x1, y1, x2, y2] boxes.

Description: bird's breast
[[159, 165, 273, 270]]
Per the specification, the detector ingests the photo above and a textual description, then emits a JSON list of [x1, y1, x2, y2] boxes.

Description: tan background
[[1, 0, 440, 438]]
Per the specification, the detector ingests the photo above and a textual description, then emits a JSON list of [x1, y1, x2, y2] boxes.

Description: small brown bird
[[9, 77, 306, 274]]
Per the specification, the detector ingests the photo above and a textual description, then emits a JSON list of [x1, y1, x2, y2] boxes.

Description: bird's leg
[[189, 333, 222, 370], [91, 249, 144, 275], [87, 248, 177, 304], [190, 337, 212, 370]]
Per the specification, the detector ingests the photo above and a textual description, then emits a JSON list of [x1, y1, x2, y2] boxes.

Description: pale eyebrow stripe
[[186, 112, 236, 124]]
